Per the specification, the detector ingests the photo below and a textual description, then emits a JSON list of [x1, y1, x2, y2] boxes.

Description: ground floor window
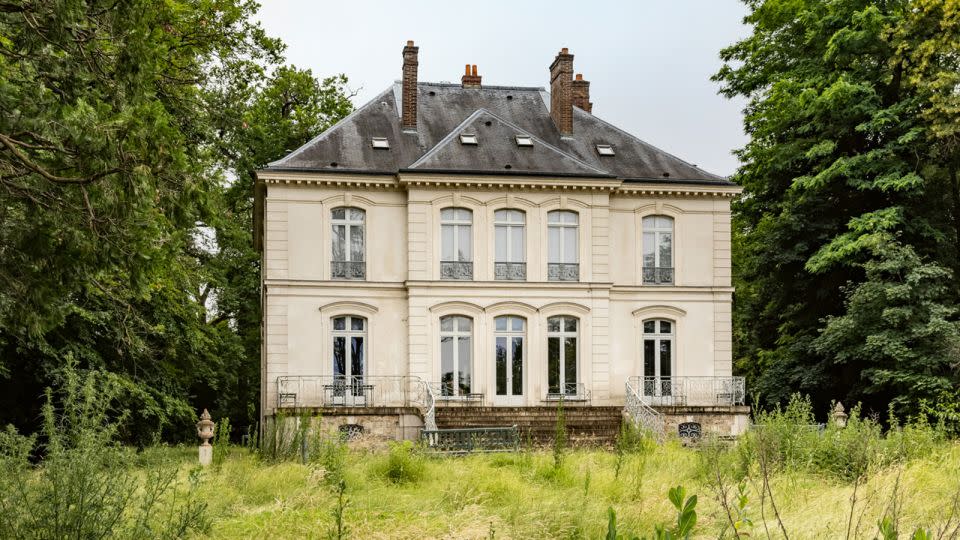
[[440, 315, 472, 396], [547, 316, 578, 395], [494, 316, 525, 399], [642, 319, 673, 397]]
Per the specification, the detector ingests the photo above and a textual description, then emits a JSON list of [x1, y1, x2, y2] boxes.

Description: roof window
[[371, 137, 390, 149], [459, 133, 478, 145], [596, 144, 615, 156], [515, 135, 533, 147]]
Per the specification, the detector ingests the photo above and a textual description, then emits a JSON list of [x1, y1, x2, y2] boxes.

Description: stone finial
[[831, 402, 848, 428], [196, 409, 215, 466]]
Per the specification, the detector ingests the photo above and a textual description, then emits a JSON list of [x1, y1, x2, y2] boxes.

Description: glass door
[[494, 316, 525, 405], [642, 319, 673, 405], [332, 316, 366, 406]]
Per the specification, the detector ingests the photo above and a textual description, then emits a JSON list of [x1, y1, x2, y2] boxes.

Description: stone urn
[[196, 409, 215, 465]]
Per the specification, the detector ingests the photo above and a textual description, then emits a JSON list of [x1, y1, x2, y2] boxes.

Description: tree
[[0, 0, 353, 443], [715, 0, 960, 417]]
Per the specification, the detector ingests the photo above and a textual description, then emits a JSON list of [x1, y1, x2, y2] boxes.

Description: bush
[[0, 365, 208, 538], [374, 440, 425, 485]]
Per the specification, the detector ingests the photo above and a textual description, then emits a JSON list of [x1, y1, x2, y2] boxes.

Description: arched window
[[494, 316, 525, 401], [440, 315, 472, 396], [642, 319, 674, 399], [547, 316, 578, 396], [332, 207, 365, 279], [642, 215, 674, 284], [440, 208, 473, 280], [332, 315, 366, 405], [547, 210, 579, 281], [494, 209, 526, 280]]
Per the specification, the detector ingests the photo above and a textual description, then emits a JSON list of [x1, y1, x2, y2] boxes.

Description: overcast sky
[[256, 1, 751, 177]]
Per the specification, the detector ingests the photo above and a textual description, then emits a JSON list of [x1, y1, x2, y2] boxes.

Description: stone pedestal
[[199, 445, 212, 466]]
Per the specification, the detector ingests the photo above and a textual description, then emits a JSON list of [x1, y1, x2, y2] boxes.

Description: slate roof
[[265, 82, 731, 184]]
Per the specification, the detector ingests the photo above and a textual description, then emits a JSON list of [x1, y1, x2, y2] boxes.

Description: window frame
[[546, 315, 579, 397], [440, 207, 474, 280], [547, 210, 579, 281], [331, 207, 366, 280], [494, 209, 526, 281], [641, 215, 674, 285], [641, 318, 675, 398], [439, 315, 474, 397], [494, 315, 526, 399]]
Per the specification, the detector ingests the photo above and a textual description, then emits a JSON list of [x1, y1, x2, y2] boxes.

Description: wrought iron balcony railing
[[544, 382, 591, 402], [494, 262, 526, 281], [331, 261, 366, 280], [440, 261, 473, 280], [627, 376, 746, 406], [642, 266, 674, 285], [547, 262, 579, 281]]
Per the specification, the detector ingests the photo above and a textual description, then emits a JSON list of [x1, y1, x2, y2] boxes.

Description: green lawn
[[146, 439, 960, 539]]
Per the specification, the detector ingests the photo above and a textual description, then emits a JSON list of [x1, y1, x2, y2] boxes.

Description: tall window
[[642, 319, 674, 398], [547, 210, 579, 281], [642, 215, 674, 284], [547, 316, 578, 396], [332, 316, 366, 404], [440, 208, 473, 280], [332, 207, 365, 279], [494, 316, 525, 399], [494, 209, 526, 280], [440, 315, 472, 396]]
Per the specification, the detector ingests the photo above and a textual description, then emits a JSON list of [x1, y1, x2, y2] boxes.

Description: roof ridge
[[409, 108, 610, 176], [406, 80, 546, 91], [268, 84, 395, 167]]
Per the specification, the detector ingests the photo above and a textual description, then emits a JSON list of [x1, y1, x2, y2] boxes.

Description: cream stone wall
[[260, 173, 738, 416]]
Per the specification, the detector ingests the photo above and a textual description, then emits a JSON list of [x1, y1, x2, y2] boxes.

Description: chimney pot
[[461, 63, 482, 89], [402, 41, 419, 130], [561, 47, 569, 54], [465, 64, 471, 75]]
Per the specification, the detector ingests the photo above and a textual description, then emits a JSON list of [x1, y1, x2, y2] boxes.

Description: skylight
[[371, 137, 390, 149], [459, 133, 478, 145], [515, 135, 533, 147], [596, 144, 615, 156]]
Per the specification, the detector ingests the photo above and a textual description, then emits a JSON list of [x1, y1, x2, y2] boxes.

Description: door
[[332, 315, 366, 406], [494, 316, 525, 405], [642, 319, 674, 405]]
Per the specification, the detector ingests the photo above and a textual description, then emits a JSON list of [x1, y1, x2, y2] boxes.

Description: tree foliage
[[0, 0, 353, 443], [716, 0, 960, 417]]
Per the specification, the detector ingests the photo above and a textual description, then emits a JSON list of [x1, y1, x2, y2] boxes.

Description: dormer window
[[596, 144, 615, 156], [371, 137, 390, 149], [459, 133, 478, 145], [515, 135, 533, 147]]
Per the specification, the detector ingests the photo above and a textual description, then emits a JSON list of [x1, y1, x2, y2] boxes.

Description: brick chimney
[[401, 40, 419, 130], [572, 73, 592, 113], [461, 64, 481, 88], [550, 48, 574, 135]]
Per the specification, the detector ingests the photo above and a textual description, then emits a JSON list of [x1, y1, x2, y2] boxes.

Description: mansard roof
[[265, 81, 731, 184]]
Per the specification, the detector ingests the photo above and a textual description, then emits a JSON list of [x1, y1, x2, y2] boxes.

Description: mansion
[[256, 42, 747, 439]]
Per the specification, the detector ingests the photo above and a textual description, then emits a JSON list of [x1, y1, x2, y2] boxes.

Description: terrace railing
[[628, 376, 746, 407], [544, 382, 591, 403], [276, 375, 437, 430]]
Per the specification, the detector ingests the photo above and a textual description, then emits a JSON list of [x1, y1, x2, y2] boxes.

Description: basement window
[[515, 135, 533, 147], [596, 144, 615, 156], [371, 137, 390, 149], [459, 133, 478, 145]]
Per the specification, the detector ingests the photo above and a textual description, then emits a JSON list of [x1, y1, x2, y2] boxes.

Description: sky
[[255, 1, 752, 177]]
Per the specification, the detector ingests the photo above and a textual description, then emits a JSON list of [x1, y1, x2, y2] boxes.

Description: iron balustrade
[[421, 426, 520, 454], [544, 382, 591, 402], [642, 266, 674, 285], [627, 376, 746, 406], [547, 263, 579, 281], [624, 377, 665, 439], [275, 375, 437, 431], [331, 261, 366, 279], [440, 261, 473, 280], [494, 262, 526, 281]]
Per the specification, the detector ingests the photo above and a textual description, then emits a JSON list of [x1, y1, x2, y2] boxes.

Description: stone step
[[435, 405, 624, 444]]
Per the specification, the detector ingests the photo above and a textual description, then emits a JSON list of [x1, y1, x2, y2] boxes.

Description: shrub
[[0, 365, 208, 538], [375, 440, 425, 485]]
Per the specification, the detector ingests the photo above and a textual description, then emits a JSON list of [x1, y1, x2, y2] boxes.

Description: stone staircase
[[435, 406, 623, 445]]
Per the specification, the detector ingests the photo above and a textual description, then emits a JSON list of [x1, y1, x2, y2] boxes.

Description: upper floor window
[[332, 207, 365, 280], [547, 210, 579, 281], [440, 208, 473, 280], [440, 315, 473, 397], [494, 209, 526, 281], [642, 215, 674, 285]]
